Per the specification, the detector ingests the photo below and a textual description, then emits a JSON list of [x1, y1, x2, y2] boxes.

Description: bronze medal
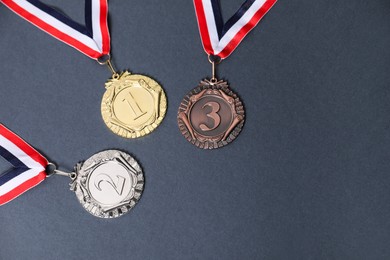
[[180, 0, 277, 149], [178, 79, 245, 149]]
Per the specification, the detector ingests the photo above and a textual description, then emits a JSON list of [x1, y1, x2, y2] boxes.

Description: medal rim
[[177, 79, 245, 149], [101, 71, 167, 139], [71, 149, 144, 218]]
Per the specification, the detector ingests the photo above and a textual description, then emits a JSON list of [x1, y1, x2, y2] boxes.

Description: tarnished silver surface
[[69, 150, 144, 218]]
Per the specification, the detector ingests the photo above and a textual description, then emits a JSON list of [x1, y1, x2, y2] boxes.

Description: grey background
[[0, 0, 389, 259]]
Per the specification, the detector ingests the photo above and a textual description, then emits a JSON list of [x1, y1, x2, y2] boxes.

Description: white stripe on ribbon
[[202, 0, 220, 53], [0, 0, 108, 59], [216, 0, 267, 54], [200, 0, 275, 57], [11, 0, 102, 53], [0, 135, 44, 196], [92, 0, 103, 52]]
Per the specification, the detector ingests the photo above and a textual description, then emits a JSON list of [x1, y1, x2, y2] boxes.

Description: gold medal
[[2, 0, 168, 139], [101, 70, 167, 138]]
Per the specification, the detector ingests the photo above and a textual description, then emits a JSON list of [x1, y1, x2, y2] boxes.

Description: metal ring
[[45, 163, 57, 177], [69, 172, 77, 180], [210, 78, 218, 84], [208, 54, 222, 64], [97, 54, 111, 65]]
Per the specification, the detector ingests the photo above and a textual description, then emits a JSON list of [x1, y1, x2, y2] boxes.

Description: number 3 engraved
[[94, 174, 126, 196], [199, 101, 221, 131]]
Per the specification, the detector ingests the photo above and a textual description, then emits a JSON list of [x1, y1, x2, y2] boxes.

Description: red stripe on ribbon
[[1, 0, 109, 59], [194, 0, 277, 59], [0, 125, 48, 168], [218, 0, 277, 59], [100, 0, 110, 55], [194, 0, 214, 56], [0, 171, 46, 206]]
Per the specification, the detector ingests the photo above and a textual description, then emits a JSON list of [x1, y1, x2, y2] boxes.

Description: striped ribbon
[[0, 124, 48, 205], [194, 0, 277, 59], [0, 0, 110, 59]]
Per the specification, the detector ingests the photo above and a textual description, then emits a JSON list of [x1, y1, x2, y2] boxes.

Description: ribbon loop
[[1, 0, 110, 59], [0, 124, 48, 205], [194, 0, 277, 59]]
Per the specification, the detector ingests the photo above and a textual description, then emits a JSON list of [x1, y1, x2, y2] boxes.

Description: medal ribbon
[[0, 124, 48, 205], [0, 0, 110, 59], [194, 0, 277, 59]]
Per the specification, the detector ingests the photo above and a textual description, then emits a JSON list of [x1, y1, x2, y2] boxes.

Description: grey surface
[[0, 0, 389, 259]]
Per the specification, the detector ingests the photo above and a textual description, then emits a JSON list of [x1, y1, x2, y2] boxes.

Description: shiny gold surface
[[101, 71, 167, 138]]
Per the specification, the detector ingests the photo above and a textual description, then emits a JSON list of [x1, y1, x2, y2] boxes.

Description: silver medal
[[67, 150, 144, 218]]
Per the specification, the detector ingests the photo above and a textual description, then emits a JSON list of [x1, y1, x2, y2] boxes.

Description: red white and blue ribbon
[[0, 0, 110, 59], [0, 124, 48, 205], [194, 0, 277, 59]]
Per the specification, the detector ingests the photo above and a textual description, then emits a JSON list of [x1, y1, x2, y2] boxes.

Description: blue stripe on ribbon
[[211, 0, 224, 39], [0, 146, 29, 186], [211, 0, 257, 39], [26, 0, 93, 37], [85, 0, 93, 36]]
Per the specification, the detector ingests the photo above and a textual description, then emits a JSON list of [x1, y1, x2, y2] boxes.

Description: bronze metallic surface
[[101, 71, 167, 138], [178, 79, 245, 149]]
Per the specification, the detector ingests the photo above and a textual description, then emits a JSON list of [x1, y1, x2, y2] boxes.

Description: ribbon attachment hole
[[97, 54, 111, 65], [45, 163, 57, 177], [208, 55, 222, 64]]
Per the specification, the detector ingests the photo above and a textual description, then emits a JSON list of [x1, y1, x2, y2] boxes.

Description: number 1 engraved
[[199, 101, 221, 131], [122, 91, 147, 120], [95, 174, 126, 195]]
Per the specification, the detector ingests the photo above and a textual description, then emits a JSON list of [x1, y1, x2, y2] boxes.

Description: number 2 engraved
[[199, 101, 221, 131], [94, 174, 126, 195], [122, 91, 147, 120]]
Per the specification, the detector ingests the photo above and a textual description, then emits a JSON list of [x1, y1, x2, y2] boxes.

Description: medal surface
[[178, 79, 245, 149], [101, 71, 167, 138], [70, 150, 144, 218]]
